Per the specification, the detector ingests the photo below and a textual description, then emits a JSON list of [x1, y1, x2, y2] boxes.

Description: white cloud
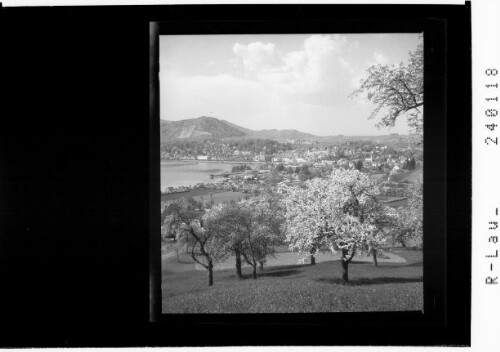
[[232, 34, 355, 106], [233, 41, 282, 73], [373, 52, 389, 65], [283, 50, 307, 72], [162, 35, 363, 133], [161, 33, 416, 135]]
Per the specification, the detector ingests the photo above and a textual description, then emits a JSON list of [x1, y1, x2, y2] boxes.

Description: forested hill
[[249, 129, 318, 141], [160, 116, 319, 142], [160, 116, 246, 142]]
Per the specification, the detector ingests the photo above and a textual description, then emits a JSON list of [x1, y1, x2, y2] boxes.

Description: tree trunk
[[341, 249, 349, 283], [341, 259, 349, 283], [400, 240, 406, 248], [310, 254, 316, 265], [252, 264, 257, 279], [259, 261, 264, 271], [208, 262, 214, 286], [372, 250, 378, 267], [235, 249, 243, 278]]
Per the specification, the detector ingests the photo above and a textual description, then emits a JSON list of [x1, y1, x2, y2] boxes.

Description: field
[[161, 247, 423, 313], [191, 191, 246, 205], [161, 188, 225, 203], [390, 166, 422, 182], [161, 190, 246, 206], [379, 196, 409, 208]]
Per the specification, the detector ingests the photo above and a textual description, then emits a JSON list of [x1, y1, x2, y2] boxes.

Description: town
[[161, 134, 422, 209]]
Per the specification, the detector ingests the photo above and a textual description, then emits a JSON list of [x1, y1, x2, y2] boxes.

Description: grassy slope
[[162, 248, 423, 313], [191, 191, 246, 205], [391, 166, 422, 182], [161, 189, 225, 203], [161, 190, 246, 205]]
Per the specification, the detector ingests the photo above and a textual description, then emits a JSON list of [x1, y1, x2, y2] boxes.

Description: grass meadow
[[161, 247, 423, 313], [161, 190, 246, 208]]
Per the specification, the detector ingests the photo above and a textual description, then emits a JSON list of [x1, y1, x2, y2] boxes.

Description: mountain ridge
[[160, 116, 320, 142]]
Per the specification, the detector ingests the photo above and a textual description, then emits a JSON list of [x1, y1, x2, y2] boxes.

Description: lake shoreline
[[161, 159, 262, 165], [161, 160, 261, 190]]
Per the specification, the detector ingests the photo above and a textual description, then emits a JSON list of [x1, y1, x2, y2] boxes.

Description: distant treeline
[[226, 139, 294, 154], [232, 164, 252, 173], [161, 138, 294, 155]]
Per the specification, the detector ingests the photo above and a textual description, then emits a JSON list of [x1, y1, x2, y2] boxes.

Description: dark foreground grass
[[161, 248, 423, 313]]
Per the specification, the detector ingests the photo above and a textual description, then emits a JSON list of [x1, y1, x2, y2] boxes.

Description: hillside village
[[161, 138, 422, 211]]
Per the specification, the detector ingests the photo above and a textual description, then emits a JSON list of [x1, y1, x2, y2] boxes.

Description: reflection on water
[[161, 161, 235, 190]]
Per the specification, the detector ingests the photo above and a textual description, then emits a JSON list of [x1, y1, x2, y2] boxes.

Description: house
[[197, 155, 209, 160], [259, 155, 272, 162]]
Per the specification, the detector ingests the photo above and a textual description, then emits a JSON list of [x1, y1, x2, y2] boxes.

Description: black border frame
[[0, 3, 470, 347], [149, 4, 468, 346]]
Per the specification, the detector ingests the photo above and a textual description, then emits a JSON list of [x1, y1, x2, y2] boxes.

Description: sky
[[160, 33, 422, 136]]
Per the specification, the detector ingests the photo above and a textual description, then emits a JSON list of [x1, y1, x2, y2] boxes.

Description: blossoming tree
[[202, 202, 248, 278], [169, 200, 231, 286], [232, 195, 285, 279], [350, 37, 423, 133], [282, 169, 395, 283], [390, 175, 423, 248]]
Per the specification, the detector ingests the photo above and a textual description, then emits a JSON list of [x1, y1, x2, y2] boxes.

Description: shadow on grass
[[238, 269, 301, 279], [235, 263, 312, 279], [175, 260, 196, 265], [265, 263, 313, 271], [315, 276, 423, 286], [382, 261, 423, 268], [348, 260, 372, 265], [260, 269, 301, 278], [347, 260, 423, 268]]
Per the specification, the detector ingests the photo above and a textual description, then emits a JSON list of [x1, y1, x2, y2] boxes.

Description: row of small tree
[[164, 193, 285, 286], [163, 168, 422, 285]]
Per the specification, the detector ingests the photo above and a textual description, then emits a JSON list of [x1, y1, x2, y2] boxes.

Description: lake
[[161, 161, 237, 191]]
